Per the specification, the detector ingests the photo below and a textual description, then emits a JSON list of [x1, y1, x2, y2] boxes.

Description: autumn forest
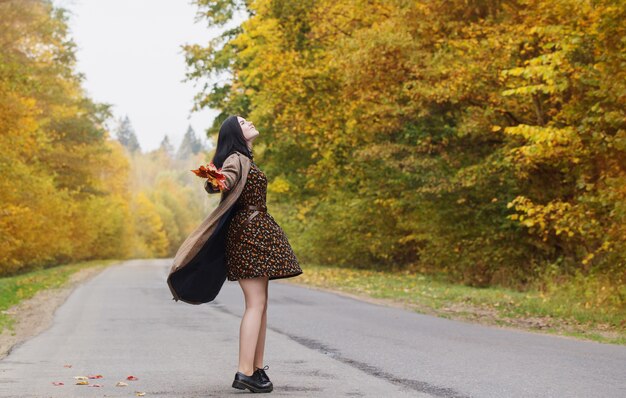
[[1, 0, 625, 316]]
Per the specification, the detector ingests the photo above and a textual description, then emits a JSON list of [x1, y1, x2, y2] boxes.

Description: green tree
[[116, 115, 142, 154]]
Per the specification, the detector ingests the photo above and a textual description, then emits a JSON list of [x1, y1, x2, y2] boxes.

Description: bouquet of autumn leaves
[[191, 161, 230, 192]]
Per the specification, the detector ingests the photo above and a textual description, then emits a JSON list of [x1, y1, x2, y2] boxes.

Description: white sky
[[52, 0, 243, 152]]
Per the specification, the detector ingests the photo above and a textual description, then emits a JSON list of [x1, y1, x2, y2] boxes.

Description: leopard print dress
[[225, 161, 303, 281]]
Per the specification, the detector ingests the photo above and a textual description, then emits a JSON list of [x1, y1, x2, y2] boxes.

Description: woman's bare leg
[[237, 276, 268, 376], [253, 277, 269, 369]]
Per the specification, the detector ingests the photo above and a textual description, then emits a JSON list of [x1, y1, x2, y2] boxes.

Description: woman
[[207, 115, 303, 393]]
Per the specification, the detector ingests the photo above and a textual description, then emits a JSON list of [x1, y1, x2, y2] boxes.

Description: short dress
[[225, 161, 303, 281]]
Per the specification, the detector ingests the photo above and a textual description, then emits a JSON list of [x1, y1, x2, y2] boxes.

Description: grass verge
[[290, 263, 626, 345], [0, 259, 121, 334]]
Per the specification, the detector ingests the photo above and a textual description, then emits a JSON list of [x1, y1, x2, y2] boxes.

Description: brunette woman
[[206, 115, 303, 393]]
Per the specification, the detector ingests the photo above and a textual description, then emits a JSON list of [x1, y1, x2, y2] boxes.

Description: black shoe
[[254, 365, 271, 383], [232, 370, 273, 393]]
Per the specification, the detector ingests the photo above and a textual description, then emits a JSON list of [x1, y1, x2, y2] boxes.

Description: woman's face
[[237, 116, 259, 142]]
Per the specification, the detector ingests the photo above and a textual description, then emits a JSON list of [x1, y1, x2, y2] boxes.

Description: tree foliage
[[185, 0, 626, 305], [115, 115, 142, 153], [0, 0, 213, 274]]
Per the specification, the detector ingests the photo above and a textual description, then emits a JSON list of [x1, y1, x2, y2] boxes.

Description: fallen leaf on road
[[127, 375, 139, 380], [116, 381, 128, 387], [52, 381, 64, 386]]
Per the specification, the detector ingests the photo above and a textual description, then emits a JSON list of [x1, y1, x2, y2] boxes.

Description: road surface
[[0, 259, 624, 397]]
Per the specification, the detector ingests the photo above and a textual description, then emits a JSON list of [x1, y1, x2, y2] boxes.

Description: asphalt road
[[0, 259, 624, 397]]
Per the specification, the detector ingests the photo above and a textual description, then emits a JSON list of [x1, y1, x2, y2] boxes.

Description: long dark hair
[[211, 115, 253, 168]]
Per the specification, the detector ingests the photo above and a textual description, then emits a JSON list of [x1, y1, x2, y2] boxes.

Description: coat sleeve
[[204, 154, 240, 194]]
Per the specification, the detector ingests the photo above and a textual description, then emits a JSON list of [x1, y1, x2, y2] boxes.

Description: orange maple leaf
[[191, 161, 229, 191]]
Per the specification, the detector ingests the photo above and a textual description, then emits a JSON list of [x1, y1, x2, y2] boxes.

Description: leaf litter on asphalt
[[53, 365, 144, 392]]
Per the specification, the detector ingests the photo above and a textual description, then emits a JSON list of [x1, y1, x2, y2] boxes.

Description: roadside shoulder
[[0, 262, 117, 360]]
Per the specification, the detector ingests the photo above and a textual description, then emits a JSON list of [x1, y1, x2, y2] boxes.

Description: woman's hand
[[197, 153, 241, 194], [204, 178, 224, 194], [192, 160, 229, 194]]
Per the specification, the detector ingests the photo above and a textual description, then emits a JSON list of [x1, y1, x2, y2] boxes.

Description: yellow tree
[[0, 0, 136, 274]]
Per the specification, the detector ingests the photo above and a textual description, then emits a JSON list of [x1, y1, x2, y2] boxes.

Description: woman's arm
[[204, 153, 241, 194]]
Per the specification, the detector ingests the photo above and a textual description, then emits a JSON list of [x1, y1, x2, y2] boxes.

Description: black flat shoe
[[254, 365, 271, 383], [232, 370, 273, 393]]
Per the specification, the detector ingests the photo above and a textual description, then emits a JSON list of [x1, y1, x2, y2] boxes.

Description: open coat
[[167, 151, 251, 304]]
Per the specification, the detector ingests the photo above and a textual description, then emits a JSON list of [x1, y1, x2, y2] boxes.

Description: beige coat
[[166, 151, 252, 304]]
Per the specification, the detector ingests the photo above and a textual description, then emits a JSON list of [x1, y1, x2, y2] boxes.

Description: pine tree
[[159, 134, 175, 158], [176, 125, 205, 159], [116, 115, 141, 153]]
